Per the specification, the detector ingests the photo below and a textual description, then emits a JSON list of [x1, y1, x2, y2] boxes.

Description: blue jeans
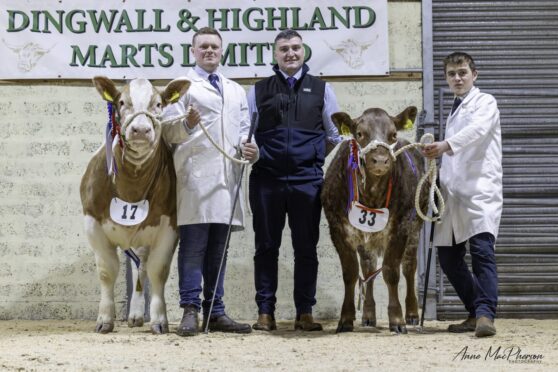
[[177, 223, 228, 317], [437, 232, 498, 320]]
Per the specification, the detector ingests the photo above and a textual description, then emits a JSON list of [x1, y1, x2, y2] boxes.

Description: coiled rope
[[354, 133, 444, 223]]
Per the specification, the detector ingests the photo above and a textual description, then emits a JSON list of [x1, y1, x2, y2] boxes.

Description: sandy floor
[[0, 319, 556, 371]]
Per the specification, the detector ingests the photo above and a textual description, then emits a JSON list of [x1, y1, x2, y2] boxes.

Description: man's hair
[[443, 52, 477, 73], [192, 27, 222, 45], [274, 29, 302, 44]]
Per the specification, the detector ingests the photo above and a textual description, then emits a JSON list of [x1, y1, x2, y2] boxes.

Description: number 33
[[359, 210, 376, 226]]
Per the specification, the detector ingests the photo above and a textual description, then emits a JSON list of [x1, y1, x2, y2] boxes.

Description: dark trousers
[[437, 232, 498, 320], [177, 223, 228, 317], [249, 175, 322, 316]]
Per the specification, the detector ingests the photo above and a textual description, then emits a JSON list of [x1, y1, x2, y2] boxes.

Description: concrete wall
[[0, 1, 422, 323]]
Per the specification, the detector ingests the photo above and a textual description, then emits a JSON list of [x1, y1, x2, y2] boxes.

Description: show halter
[[347, 133, 444, 224], [105, 102, 249, 178]]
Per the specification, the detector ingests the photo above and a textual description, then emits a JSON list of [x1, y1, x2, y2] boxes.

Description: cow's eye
[[391, 132, 397, 142], [357, 132, 362, 139], [119, 100, 125, 106], [156, 102, 162, 109]]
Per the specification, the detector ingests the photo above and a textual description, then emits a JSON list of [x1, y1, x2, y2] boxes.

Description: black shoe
[[203, 314, 252, 334], [448, 317, 476, 333], [177, 305, 199, 337]]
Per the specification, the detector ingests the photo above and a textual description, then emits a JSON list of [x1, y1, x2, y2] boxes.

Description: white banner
[[0, 0, 388, 79]]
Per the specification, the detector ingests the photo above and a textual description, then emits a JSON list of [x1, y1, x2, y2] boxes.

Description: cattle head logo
[[325, 37, 378, 70], [2, 38, 54, 72]]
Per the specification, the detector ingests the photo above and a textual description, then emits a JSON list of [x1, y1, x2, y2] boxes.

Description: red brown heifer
[[81, 77, 190, 334], [322, 107, 428, 334]]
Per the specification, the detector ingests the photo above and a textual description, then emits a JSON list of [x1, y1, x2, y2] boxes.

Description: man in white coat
[[423, 52, 502, 338], [163, 27, 259, 336]]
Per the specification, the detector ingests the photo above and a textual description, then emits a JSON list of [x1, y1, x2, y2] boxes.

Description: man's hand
[[185, 105, 201, 129], [241, 141, 259, 162], [422, 141, 451, 159]]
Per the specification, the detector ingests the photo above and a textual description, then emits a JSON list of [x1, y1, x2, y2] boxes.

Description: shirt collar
[[278, 68, 303, 81], [194, 65, 219, 80], [455, 86, 475, 100]]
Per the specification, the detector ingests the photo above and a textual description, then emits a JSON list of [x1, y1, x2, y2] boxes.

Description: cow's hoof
[[151, 322, 169, 334], [362, 319, 377, 327], [406, 316, 419, 326], [127, 316, 144, 328], [389, 324, 408, 334], [95, 322, 114, 334], [336, 322, 354, 333]]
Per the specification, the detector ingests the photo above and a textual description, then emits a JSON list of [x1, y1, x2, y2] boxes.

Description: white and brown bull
[[81, 76, 190, 334], [322, 107, 428, 334]]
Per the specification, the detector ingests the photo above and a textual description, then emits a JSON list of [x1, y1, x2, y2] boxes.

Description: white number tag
[[109, 197, 149, 226], [348, 203, 389, 233]]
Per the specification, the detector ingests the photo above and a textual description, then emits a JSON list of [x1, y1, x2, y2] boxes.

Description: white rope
[[159, 110, 249, 165], [393, 133, 444, 223], [354, 133, 445, 223]]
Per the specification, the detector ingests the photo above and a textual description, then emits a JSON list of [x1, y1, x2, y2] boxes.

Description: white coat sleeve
[[446, 95, 499, 155], [161, 94, 194, 144]]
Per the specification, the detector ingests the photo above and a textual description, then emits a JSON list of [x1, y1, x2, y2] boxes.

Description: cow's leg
[[127, 246, 148, 328], [335, 243, 359, 333], [402, 240, 419, 326], [357, 246, 377, 327], [85, 216, 119, 334], [383, 248, 407, 334], [145, 220, 177, 334]]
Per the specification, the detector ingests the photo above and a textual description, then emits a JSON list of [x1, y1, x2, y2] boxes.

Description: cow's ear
[[92, 76, 119, 103], [331, 112, 355, 137], [393, 106, 418, 131], [161, 78, 191, 106]]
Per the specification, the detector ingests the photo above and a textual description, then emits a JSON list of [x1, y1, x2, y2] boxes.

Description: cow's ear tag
[[168, 91, 181, 103], [403, 118, 414, 130], [103, 90, 114, 102], [341, 123, 351, 136]]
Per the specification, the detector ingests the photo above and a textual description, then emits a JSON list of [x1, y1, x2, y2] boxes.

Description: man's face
[[445, 61, 478, 96], [274, 37, 304, 76], [192, 34, 222, 73]]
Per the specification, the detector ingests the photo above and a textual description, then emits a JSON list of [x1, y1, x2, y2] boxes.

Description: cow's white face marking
[[121, 79, 160, 147]]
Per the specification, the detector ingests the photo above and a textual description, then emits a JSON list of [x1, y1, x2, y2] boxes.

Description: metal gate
[[421, 0, 558, 319]]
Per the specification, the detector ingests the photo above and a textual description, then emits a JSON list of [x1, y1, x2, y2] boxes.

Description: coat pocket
[[190, 146, 221, 179]]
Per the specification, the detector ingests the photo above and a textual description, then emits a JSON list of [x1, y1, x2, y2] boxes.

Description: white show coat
[[163, 68, 252, 229], [434, 86, 503, 246]]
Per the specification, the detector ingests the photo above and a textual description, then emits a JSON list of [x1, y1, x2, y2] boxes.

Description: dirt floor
[[0, 319, 556, 371]]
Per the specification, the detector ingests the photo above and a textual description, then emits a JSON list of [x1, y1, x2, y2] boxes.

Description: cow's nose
[[132, 126, 151, 136], [372, 154, 389, 165]]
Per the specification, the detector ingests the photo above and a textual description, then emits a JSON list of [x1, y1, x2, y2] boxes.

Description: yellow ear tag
[[103, 90, 113, 102], [403, 118, 414, 130], [169, 91, 181, 103], [340, 123, 351, 136]]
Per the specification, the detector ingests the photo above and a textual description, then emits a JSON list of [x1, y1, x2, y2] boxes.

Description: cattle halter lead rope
[[159, 111, 249, 165], [351, 133, 445, 223], [107, 103, 249, 168], [394, 133, 445, 223]]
